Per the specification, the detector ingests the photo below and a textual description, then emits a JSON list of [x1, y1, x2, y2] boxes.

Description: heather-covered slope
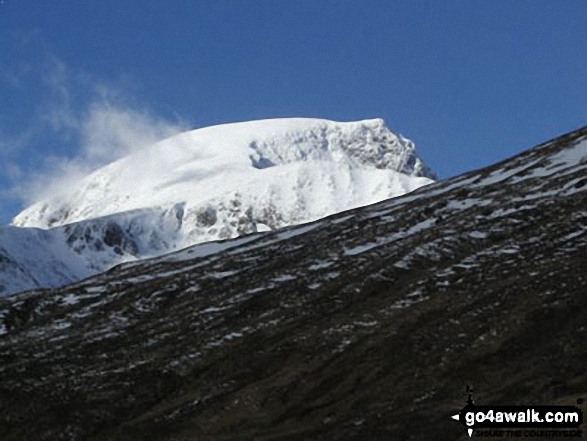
[[0, 128, 585, 440]]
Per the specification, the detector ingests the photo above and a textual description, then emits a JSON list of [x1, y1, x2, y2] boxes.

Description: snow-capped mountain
[[1, 127, 585, 440], [14, 118, 433, 229], [1, 118, 434, 296]]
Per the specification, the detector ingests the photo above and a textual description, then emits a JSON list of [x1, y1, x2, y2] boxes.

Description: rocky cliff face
[[0, 127, 585, 440]]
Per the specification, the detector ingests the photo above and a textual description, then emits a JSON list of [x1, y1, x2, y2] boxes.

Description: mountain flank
[[0, 127, 586, 440]]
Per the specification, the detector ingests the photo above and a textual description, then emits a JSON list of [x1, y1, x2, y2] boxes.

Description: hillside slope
[[0, 127, 585, 440]]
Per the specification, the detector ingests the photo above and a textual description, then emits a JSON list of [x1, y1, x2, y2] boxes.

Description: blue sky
[[1, 0, 587, 224]]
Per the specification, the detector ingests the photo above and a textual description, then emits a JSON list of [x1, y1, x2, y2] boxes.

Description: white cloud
[[41, 57, 80, 134], [5, 57, 189, 207], [80, 102, 184, 164]]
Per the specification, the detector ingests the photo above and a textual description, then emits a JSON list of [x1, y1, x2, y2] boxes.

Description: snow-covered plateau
[[1, 118, 434, 296]]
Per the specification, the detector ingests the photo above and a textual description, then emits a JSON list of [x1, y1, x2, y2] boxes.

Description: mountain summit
[[1, 118, 433, 296], [13, 118, 433, 230]]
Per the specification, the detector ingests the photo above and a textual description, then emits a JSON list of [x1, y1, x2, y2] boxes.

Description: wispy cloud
[[41, 56, 80, 134], [2, 57, 189, 208]]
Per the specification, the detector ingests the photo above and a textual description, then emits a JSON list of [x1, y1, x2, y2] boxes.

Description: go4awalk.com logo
[[451, 388, 583, 438]]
